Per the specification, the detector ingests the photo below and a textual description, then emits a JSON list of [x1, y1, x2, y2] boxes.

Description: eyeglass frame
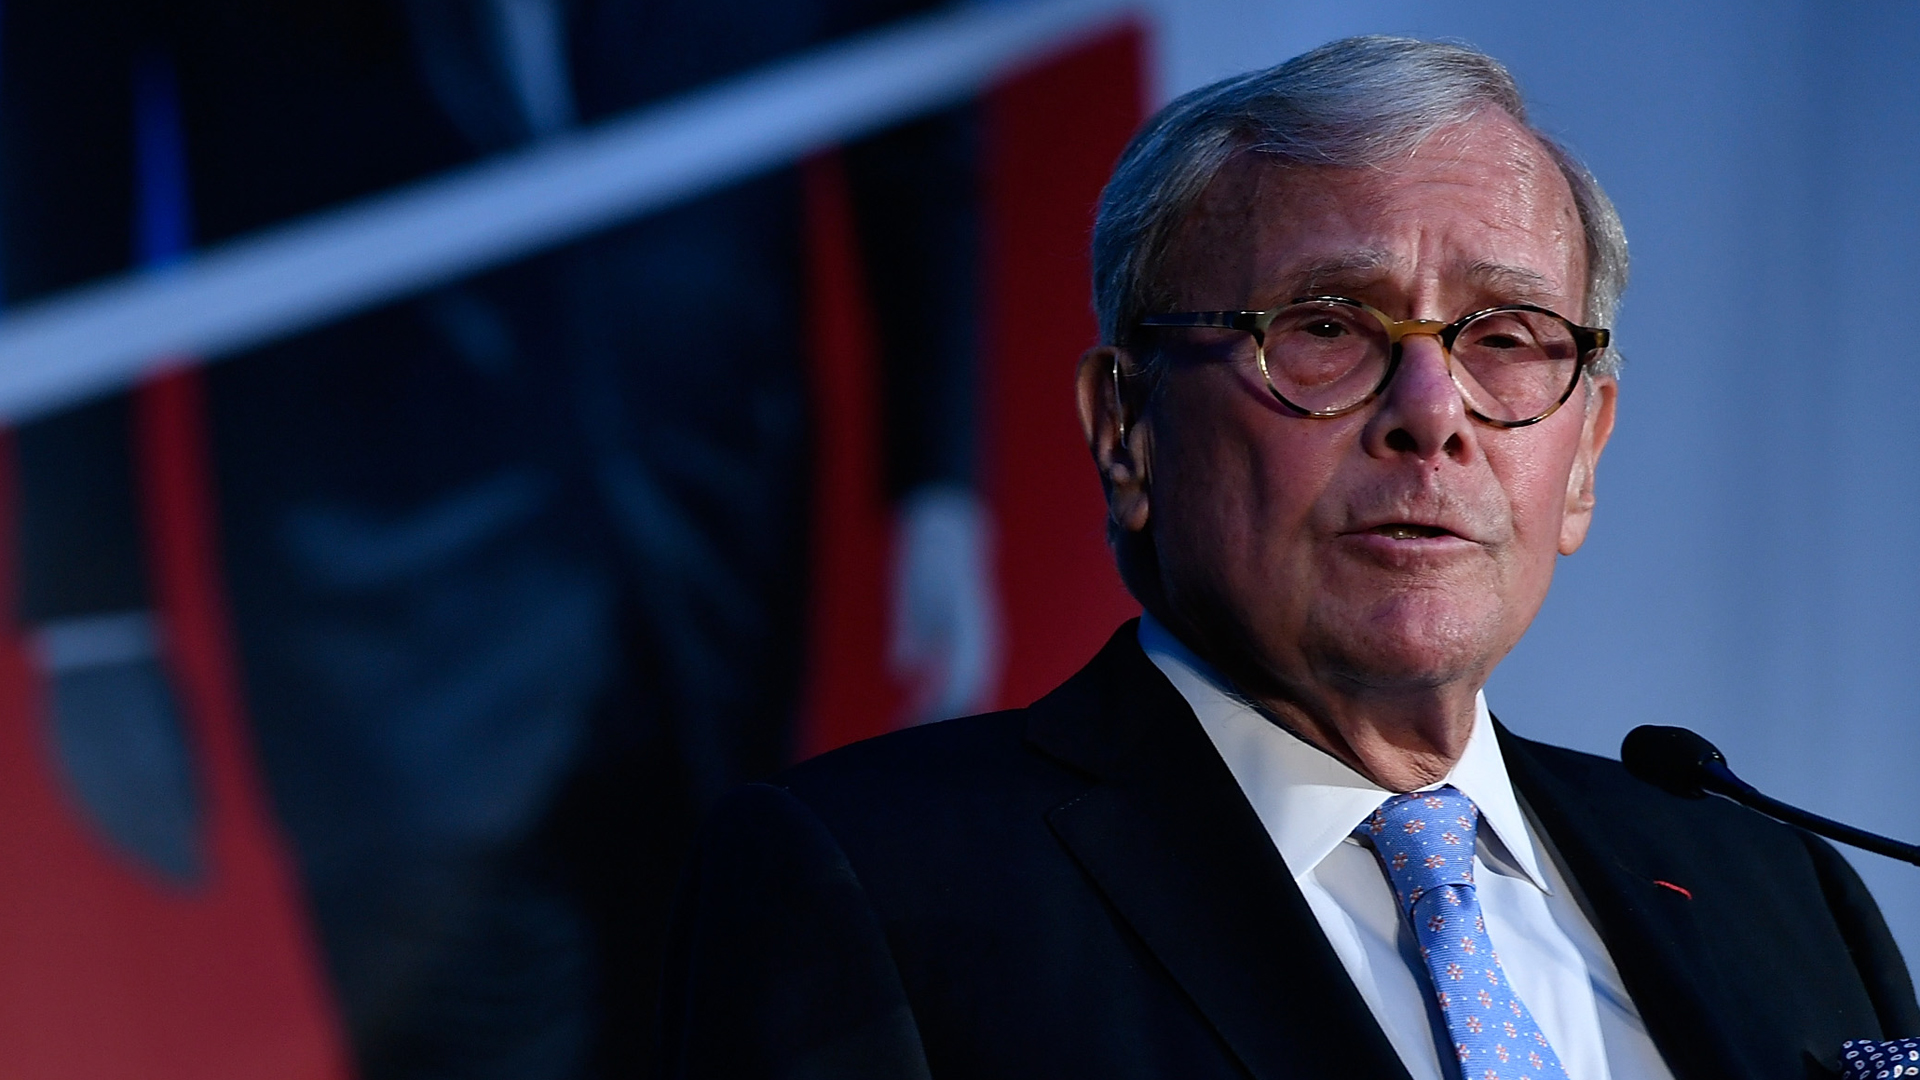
[[1134, 296, 1611, 429]]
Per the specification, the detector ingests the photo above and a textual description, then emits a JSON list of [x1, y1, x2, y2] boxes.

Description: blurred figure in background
[[0, 0, 989, 1076]]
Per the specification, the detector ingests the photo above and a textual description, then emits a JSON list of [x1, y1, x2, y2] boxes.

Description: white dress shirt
[[1137, 615, 1675, 1080]]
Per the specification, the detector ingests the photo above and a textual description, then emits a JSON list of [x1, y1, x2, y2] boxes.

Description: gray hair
[[1091, 36, 1628, 377]]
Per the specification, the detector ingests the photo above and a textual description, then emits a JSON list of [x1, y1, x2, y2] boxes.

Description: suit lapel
[[1499, 726, 1744, 1080], [1028, 627, 1411, 1080]]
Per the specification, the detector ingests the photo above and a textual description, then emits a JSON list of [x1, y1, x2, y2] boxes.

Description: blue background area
[[1142, 0, 1920, 964]]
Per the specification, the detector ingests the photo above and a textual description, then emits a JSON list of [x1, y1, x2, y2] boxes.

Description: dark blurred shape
[[0, 1, 979, 1077], [36, 608, 204, 882], [13, 392, 205, 882]]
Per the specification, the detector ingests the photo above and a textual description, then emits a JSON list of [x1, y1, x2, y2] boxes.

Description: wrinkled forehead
[[1156, 114, 1586, 314]]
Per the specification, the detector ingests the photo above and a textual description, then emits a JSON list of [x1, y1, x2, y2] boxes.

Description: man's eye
[[1472, 332, 1527, 350], [1302, 320, 1348, 338]]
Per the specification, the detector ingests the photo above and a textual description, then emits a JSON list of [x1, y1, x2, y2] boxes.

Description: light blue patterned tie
[[1366, 786, 1569, 1080]]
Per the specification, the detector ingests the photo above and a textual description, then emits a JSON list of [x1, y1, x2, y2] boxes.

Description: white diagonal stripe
[[0, 0, 1135, 424]]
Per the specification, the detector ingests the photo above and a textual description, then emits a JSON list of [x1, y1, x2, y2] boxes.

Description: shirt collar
[[1137, 613, 1551, 894]]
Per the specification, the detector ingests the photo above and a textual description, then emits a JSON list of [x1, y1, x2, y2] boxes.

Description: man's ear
[[1076, 346, 1152, 535], [1558, 375, 1617, 556]]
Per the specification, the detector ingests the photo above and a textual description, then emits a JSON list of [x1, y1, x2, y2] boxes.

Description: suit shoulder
[[776, 619, 1152, 802], [779, 708, 1034, 790], [1504, 735, 1636, 790], [770, 708, 1085, 829], [1501, 728, 1802, 843], [1505, 728, 1709, 804], [1501, 728, 1920, 1040]]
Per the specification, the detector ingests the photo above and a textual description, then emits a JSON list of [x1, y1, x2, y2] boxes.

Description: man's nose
[[1364, 332, 1474, 461]]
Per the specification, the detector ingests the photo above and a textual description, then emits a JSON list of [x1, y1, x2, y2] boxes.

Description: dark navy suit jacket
[[661, 623, 1920, 1079]]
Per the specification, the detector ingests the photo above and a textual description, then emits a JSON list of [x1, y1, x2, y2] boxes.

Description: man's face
[[1097, 111, 1616, 702]]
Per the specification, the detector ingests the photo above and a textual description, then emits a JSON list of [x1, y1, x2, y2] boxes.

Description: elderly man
[[660, 37, 1917, 1080]]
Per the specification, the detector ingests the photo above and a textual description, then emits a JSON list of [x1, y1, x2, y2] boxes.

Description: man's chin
[[1305, 601, 1509, 694]]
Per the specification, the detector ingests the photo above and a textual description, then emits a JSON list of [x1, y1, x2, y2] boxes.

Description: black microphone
[[1621, 725, 1920, 866]]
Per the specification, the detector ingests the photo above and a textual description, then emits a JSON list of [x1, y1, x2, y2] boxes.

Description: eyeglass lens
[[1262, 301, 1581, 423]]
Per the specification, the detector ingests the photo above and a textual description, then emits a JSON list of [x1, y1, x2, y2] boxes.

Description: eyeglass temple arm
[[1135, 311, 1267, 333]]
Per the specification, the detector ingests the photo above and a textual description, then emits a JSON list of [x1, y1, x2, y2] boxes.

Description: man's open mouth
[[1368, 523, 1453, 539]]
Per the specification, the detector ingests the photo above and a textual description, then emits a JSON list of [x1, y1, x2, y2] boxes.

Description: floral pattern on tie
[[1368, 786, 1569, 1080]]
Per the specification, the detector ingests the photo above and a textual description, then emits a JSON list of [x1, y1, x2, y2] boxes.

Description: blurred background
[[0, 0, 1913, 1077]]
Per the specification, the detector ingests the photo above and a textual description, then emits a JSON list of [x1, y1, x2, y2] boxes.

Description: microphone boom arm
[[1696, 760, 1920, 867], [1621, 725, 1920, 867]]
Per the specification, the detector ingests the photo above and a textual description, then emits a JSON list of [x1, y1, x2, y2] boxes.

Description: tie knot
[[1365, 785, 1480, 911]]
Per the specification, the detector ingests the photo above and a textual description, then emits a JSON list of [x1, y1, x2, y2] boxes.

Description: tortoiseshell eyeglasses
[[1136, 296, 1610, 428]]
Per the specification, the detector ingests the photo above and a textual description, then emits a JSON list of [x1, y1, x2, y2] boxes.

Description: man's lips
[[1340, 522, 1479, 565], [1358, 522, 1462, 540]]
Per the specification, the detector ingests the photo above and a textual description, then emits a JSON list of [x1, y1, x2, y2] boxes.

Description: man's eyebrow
[[1459, 260, 1558, 300], [1286, 249, 1396, 294], [1275, 253, 1567, 304]]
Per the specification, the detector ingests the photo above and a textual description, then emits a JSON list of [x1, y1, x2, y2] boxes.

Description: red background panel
[[796, 23, 1147, 757], [794, 152, 905, 760], [981, 22, 1147, 712], [0, 372, 351, 1079]]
